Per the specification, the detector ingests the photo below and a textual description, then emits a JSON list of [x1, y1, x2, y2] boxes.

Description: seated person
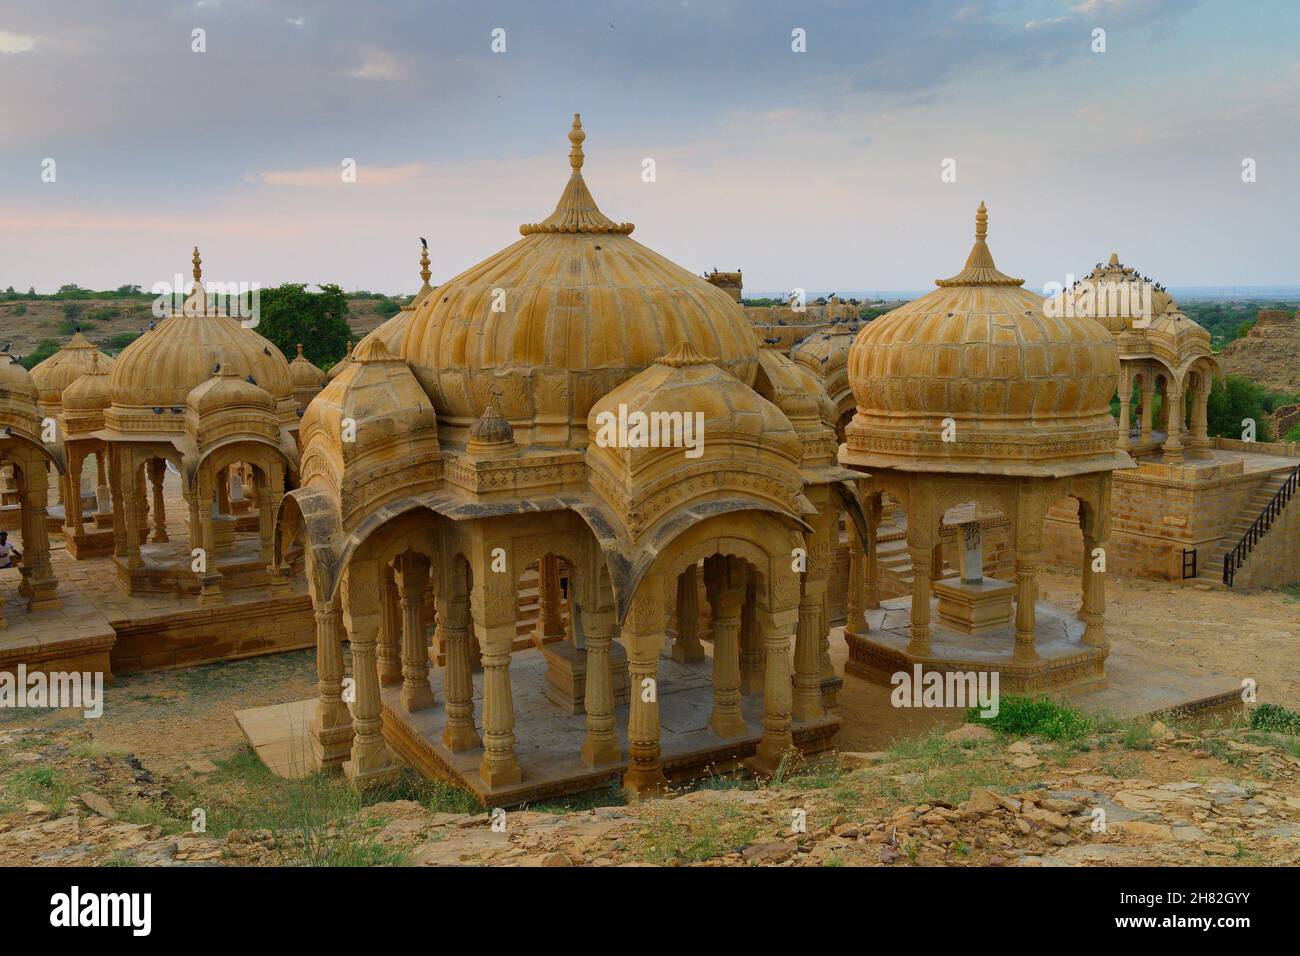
[[0, 530, 21, 569]]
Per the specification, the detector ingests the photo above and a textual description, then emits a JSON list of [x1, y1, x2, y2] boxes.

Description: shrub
[[1249, 703, 1300, 735], [966, 694, 1094, 741]]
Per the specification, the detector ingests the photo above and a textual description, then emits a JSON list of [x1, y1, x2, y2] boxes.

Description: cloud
[[348, 45, 407, 81], [0, 31, 36, 54]]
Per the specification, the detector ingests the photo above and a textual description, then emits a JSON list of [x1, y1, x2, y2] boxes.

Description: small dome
[[0, 354, 40, 413], [108, 248, 292, 413], [326, 340, 354, 383], [62, 351, 112, 413], [845, 203, 1122, 476], [402, 115, 759, 448], [288, 343, 326, 390], [1053, 253, 1179, 334], [29, 331, 115, 408], [187, 364, 276, 416]]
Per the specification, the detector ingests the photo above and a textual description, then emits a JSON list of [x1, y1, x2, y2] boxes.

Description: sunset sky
[[1, 0, 1297, 296]]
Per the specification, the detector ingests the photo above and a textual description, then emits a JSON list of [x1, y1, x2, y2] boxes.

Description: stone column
[[623, 573, 668, 797], [342, 558, 398, 789], [1163, 384, 1184, 462], [121, 457, 143, 571], [670, 564, 705, 662], [216, 465, 231, 515], [196, 471, 223, 604], [148, 458, 168, 543], [472, 573, 521, 788], [579, 600, 620, 768], [309, 594, 354, 773], [1139, 376, 1155, 444], [440, 564, 481, 752], [960, 521, 983, 583], [1079, 532, 1107, 647], [845, 527, 865, 637], [1116, 367, 1132, 451], [534, 553, 565, 647], [21, 465, 59, 610], [704, 556, 746, 739], [791, 580, 824, 722], [1013, 555, 1040, 661], [1188, 382, 1212, 459], [377, 562, 402, 685], [95, 451, 106, 495], [907, 544, 932, 656], [396, 552, 435, 712], [258, 465, 282, 568], [738, 575, 764, 695], [62, 447, 83, 536], [109, 450, 126, 559], [753, 604, 800, 774]]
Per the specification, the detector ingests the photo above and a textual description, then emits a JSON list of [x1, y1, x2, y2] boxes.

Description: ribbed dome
[[30, 331, 115, 409], [845, 204, 1122, 476], [62, 351, 112, 413], [0, 354, 39, 415], [401, 115, 759, 448], [1053, 253, 1180, 335], [288, 343, 325, 390], [108, 249, 292, 412], [187, 364, 276, 416]]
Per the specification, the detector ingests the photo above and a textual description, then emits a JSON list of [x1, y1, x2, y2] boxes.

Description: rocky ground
[[3, 712, 1299, 867]]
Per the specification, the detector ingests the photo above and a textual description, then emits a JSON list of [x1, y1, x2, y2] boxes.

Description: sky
[[1, 0, 1297, 296]]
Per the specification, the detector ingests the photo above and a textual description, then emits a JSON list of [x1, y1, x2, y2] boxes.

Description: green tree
[[254, 283, 352, 369], [19, 339, 61, 370], [1206, 375, 1274, 442]]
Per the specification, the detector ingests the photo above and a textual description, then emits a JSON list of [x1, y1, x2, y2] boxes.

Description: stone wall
[[1234, 491, 1300, 589]]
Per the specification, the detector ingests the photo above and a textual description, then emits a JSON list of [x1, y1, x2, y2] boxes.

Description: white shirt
[[0, 542, 15, 567]]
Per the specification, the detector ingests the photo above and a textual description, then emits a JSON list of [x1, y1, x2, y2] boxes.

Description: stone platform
[[0, 571, 116, 677], [845, 596, 1108, 694], [381, 645, 839, 807]]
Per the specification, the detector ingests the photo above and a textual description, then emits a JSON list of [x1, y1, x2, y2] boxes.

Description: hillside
[[1217, 311, 1300, 394], [0, 296, 391, 367]]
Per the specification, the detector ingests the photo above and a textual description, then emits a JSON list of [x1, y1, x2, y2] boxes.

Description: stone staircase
[[875, 520, 913, 599], [1196, 468, 1299, 587]]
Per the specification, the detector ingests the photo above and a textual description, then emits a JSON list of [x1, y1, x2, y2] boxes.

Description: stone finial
[[656, 340, 716, 367], [1108, 252, 1120, 267], [469, 385, 517, 452], [569, 113, 585, 172], [192, 246, 202, 284], [974, 201, 988, 241], [296, 343, 304, 358], [419, 241, 431, 287]]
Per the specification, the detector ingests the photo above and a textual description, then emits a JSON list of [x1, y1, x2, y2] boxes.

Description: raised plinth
[[381, 645, 840, 807], [933, 576, 1014, 635], [845, 596, 1108, 695]]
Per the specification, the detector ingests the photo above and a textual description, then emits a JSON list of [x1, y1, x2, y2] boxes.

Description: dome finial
[[1108, 252, 1120, 267], [975, 202, 988, 241], [296, 343, 304, 358], [419, 238, 431, 287], [569, 113, 585, 172], [192, 245, 202, 286]]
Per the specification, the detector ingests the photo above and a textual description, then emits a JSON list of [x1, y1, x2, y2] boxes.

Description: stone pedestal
[[933, 576, 1014, 635], [542, 639, 629, 715], [212, 513, 237, 553]]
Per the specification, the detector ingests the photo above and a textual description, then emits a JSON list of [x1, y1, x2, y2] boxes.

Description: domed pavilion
[[0, 353, 63, 624], [1049, 253, 1219, 462], [95, 248, 299, 603], [839, 203, 1133, 691], [277, 116, 854, 801]]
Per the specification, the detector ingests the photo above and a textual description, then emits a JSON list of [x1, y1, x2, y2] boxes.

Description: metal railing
[[1224, 464, 1300, 586]]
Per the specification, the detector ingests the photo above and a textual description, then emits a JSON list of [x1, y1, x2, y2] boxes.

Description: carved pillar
[[670, 564, 705, 662], [148, 458, 168, 543], [216, 465, 231, 515], [377, 562, 402, 685], [1163, 383, 1184, 462], [396, 551, 435, 712], [791, 576, 824, 722], [579, 594, 620, 768], [109, 448, 126, 559], [846, 525, 865, 637], [1139, 375, 1155, 444], [441, 562, 480, 752], [62, 447, 83, 536], [1116, 366, 1133, 451], [907, 545, 932, 656], [738, 573, 764, 695], [753, 601, 800, 775], [1080, 533, 1107, 647], [95, 450, 106, 495], [623, 573, 667, 797], [21, 462, 59, 609], [472, 569, 521, 788], [258, 464, 282, 568], [309, 594, 353, 772], [197, 470, 222, 603], [121, 456, 143, 571], [342, 558, 398, 789], [1188, 379, 1213, 459], [534, 553, 565, 647], [1013, 556, 1040, 661], [704, 555, 746, 739]]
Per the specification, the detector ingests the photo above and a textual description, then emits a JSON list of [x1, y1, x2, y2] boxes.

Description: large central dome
[[844, 203, 1124, 477], [401, 115, 759, 447]]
